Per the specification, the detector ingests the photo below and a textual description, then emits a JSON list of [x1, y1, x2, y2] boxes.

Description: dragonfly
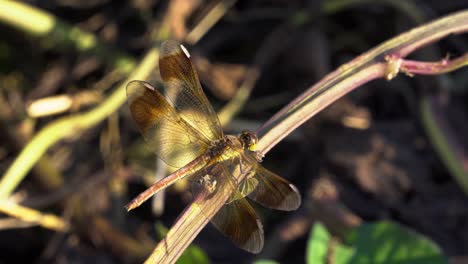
[[125, 40, 301, 253]]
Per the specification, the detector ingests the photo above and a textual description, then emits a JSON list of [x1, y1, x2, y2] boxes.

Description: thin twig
[[322, 0, 427, 23], [217, 17, 298, 126], [0, 199, 69, 232], [401, 54, 468, 75], [0, 47, 160, 197], [0, 0, 138, 194], [185, 0, 238, 45], [93, 216, 154, 258], [420, 95, 468, 194], [256, 10, 468, 155], [0, 0, 136, 74]]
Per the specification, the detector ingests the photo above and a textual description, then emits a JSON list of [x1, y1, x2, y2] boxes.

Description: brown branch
[[401, 54, 468, 75]]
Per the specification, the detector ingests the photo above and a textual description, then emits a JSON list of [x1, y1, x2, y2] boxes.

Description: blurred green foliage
[[177, 245, 210, 264], [307, 222, 447, 264]]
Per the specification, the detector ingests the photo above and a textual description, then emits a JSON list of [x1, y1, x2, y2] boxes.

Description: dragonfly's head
[[239, 130, 258, 152]]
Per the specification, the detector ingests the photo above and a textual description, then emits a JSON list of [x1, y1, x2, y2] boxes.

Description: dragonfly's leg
[[200, 174, 217, 194], [193, 167, 218, 196], [253, 151, 264, 162]]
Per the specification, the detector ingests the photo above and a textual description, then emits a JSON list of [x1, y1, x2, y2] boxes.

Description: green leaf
[[333, 243, 354, 264], [306, 221, 448, 264], [177, 244, 210, 264], [344, 221, 448, 264], [306, 222, 331, 264]]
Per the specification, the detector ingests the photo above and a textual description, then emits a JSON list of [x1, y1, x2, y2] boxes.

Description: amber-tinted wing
[[190, 162, 264, 253], [126, 80, 211, 168], [159, 40, 223, 142], [247, 164, 301, 211], [221, 154, 258, 203], [211, 197, 264, 253]]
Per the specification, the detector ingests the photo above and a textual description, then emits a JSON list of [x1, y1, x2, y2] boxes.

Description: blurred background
[[0, 0, 467, 263]]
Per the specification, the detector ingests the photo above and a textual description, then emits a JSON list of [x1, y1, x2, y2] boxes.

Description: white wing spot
[[142, 82, 155, 91], [256, 218, 263, 229], [180, 44, 191, 58], [289, 183, 299, 192]]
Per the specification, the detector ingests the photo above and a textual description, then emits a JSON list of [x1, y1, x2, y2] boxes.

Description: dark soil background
[[0, 0, 467, 263]]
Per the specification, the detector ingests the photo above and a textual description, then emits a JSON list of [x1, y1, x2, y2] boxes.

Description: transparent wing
[[190, 162, 264, 253], [237, 172, 258, 200], [159, 40, 223, 142], [248, 164, 301, 211], [126, 80, 210, 168], [223, 154, 258, 203], [211, 197, 264, 253]]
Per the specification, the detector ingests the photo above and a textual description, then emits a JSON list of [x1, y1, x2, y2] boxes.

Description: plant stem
[[322, 0, 426, 23], [146, 9, 468, 264], [0, 47, 159, 198], [185, 0, 238, 45], [401, 54, 468, 75], [0, 0, 138, 193], [420, 95, 468, 193], [256, 10, 468, 155], [0, 0, 136, 73], [0, 199, 69, 232], [144, 167, 236, 264]]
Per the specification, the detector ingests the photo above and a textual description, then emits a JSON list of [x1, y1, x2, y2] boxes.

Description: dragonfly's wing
[[248, 164, 301, 211], [190, 162, 264, 253], [221, 154, 258, 203], [127, 80, 211, 168], [237, 173, 258, 200], [211, 197, 264, 253], [159, 40, 223, 142]]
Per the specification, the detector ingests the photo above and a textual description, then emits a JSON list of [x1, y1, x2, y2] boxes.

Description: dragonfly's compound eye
[[240, 130, 258, 151]]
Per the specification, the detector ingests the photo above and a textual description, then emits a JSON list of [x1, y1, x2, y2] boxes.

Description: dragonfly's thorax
[[206, 131, 260, 165], [208, 135, 243, 159]]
